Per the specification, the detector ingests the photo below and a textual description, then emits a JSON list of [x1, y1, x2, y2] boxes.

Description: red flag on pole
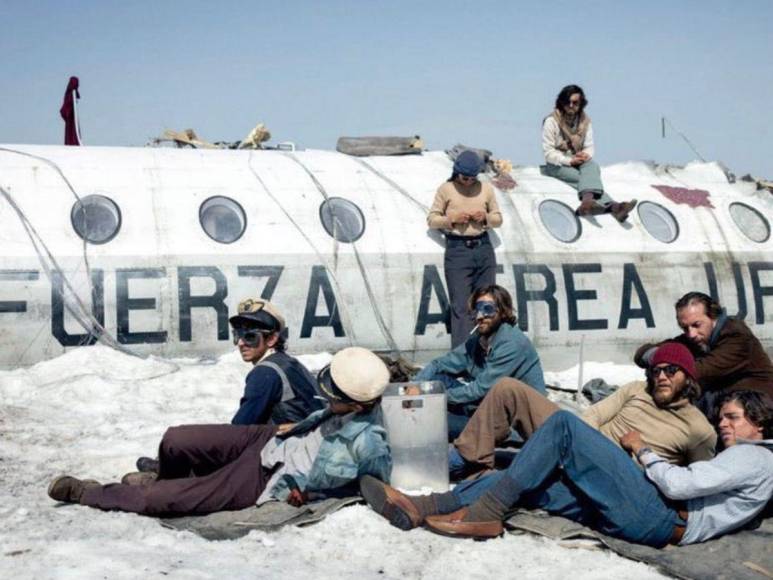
[[60, 76, 82, 146]]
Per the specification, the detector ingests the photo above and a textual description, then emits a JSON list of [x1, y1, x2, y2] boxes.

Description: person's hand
[[403, 384, 421, 396], [570, 154, 584, 167], [447, 210, 470, 225], [277, 423, 296, 435], [620, 431, 644, 455], [576, 151, 591, 162], [470, 210, 487, 223], [287, 488, 308, 507]]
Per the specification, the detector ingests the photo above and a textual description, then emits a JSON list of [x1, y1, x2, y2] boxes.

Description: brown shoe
[[612, 199, 637, 222], [47, 476, 101, 503], [424, 507, 504, 539], [120, 471, 158, 486], [360, 475, 424, 530]]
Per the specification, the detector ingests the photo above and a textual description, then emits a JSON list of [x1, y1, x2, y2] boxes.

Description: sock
[[464, 491, 511, 523], [410, 490, 460, 518]]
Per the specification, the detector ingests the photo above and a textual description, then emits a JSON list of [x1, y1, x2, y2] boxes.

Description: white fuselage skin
[[0, 144, 771, 369]]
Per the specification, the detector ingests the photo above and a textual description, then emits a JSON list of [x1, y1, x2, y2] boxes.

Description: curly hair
[[555, 85, 588, 114], [717, 390, 773, 439], [467, 285, 517, 326]]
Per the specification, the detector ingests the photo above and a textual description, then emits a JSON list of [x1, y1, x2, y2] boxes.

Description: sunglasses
[[475, 301, 498, 318], [647, 364, 681, 379], [231, 327, 268, 347], [458, 174, 477, 182]]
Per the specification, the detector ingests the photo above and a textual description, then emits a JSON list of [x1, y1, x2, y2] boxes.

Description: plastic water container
[[381, 381, 449, 492]]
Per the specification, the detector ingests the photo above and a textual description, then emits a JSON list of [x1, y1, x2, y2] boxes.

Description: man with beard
[[635, 292, 773, 419], [412, 285, 545, 439], [360, 342, 717, 534]]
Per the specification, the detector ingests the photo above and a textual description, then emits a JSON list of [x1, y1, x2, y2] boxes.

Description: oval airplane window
[[70, 194, 122, 244], [199, 196, 247, 244], [729, 202, 770, 243], [538, 200, 581, 243], [319, 197, 366, 243], [637, 201, 679, 243]]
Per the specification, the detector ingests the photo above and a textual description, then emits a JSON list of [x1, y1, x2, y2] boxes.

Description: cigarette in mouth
[[469, 323, 479, 335]]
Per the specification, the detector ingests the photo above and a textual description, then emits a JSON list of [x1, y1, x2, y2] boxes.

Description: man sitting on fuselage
[[413, 285, 545, 439]]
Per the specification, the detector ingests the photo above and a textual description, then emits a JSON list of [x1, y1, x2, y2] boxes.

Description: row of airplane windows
[[69, 194, 771, 246]]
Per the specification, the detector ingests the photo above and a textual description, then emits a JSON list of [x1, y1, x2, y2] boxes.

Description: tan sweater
[[582, 381, 716, 466], [427, 180, 503, 237]]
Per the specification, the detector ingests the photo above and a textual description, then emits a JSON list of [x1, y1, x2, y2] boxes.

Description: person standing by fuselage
[[428, 150, 503, 348]]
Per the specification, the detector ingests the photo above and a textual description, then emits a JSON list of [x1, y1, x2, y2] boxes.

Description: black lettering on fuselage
[[237, 266, 284, 300], [562, 263, 607, 331], [52, 269, 105, 346], [749, 261, 773, 325], [414, 264, 451, 335], [512, 264, 558, 332], [300, 265, 345, 338], [0, 270, 38, 313], [116, 268, 168, 344], [178, 266, 229, 342], [618, 263, 655, 329]]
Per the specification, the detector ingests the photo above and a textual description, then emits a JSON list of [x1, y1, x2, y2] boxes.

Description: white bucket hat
[[318, 347, 390, 403]]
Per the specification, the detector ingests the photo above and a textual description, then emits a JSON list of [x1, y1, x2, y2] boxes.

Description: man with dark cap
[[360, 342, 717, 536], [229, 298, 322, 426], [428, 150, 503, 347], [634, 291, 773, 420], [47, 347, 392, 516]]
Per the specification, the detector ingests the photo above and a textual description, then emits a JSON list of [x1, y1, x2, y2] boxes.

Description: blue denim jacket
[[269, 405, 391, 500], [415, 322, 546, 404]]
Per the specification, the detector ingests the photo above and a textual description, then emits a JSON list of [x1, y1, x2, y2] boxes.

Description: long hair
[[675, 291, 722, 320], [718, 391, 773, 439], [646, 373, 701, 404], [555, 84, 588, 114], [468, 285, 517, 325]]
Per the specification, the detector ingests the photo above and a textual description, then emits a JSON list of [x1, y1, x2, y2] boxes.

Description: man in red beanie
[[361, 343, 720, 542]]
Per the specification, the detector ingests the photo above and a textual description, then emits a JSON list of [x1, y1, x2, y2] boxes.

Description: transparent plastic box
[[381, 381, 449, 492]]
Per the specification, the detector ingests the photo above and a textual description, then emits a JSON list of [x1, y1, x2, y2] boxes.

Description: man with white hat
[[48, 347, 392, 516]]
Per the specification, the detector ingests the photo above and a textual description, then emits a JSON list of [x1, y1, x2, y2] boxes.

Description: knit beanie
[[453, 150, 484, 177], [651, 342, 697, 380]]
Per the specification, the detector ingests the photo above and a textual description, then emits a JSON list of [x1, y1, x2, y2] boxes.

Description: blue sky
[[2, 1, 771, 177]]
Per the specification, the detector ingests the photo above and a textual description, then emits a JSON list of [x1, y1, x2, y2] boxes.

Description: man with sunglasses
[[412, 285, 545, 439], [229, 298, 323, 426], [48, 347, 392, 516], [360, 343, 720, 541]]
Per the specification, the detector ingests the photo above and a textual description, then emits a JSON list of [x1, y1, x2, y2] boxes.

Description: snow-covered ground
[[0, 346, 665, 579]]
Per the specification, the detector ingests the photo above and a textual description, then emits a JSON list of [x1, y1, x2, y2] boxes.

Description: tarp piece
[[505, 510, 773, 580], [336, 136, 423, 157], [160, 496, 362, 541], [59, 76, 81, 146]]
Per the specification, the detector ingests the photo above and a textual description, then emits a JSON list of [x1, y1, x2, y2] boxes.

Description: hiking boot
[[47, 475, 100, 503], [120, 471, 158, 486], [136, 456, 160, 474], [425, 507, 504, 540], [360, 475, 425, 530], [575, 192, 603, 216], [612, 199, 638, 222]]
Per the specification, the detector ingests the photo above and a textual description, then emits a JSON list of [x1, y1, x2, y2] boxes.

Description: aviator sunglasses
[[475, 301, 498, 318], [647, 364, 681, 379], [231, 327, 269, 347]]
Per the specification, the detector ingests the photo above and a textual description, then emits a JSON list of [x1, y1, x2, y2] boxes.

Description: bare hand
[[403, 384, 421, 396], [620, 431, 644, 455], [277, 422, 296, 435], [447, 210, 470, 225], [470, 210, 486, 223], [287, 488, 308, 507]]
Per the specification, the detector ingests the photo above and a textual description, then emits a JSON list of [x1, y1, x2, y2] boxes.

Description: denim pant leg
[[485, 411, 677, 547], [576, 161, 612, 205], [444, 245, 478, 348], [471, 240, 496, 296]]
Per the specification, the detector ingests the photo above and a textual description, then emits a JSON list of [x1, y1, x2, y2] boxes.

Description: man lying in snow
[[48, 347, 391, 516], [362, 390, 773, 547]]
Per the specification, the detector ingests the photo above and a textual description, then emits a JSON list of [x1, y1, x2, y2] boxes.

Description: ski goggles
[[647, 364, 681, 379], [474, 300, 498, 318], [231, 326, 269, 347]]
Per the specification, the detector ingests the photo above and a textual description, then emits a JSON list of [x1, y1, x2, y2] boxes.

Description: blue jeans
[[544, 161, 613, 206], [452, 412, 679, 547], [414, 370, 477, 440]]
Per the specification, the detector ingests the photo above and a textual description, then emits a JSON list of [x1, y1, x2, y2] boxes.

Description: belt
[[446, 232, 489, 248], [669, 509, 689, 545]]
